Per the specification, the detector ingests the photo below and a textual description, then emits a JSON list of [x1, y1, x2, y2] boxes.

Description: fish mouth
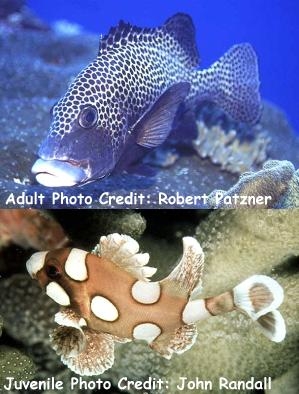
[[31, 158, 87, 187]]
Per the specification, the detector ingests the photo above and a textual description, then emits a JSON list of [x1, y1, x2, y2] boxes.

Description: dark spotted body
[[32, 13, 261, 186]]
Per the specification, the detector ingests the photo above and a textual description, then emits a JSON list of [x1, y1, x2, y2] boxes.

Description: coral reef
[[266, 364, 299, 394], [0, 346, 36, 388], [208, 160, 299, 208], [0, 275, 58, 346]]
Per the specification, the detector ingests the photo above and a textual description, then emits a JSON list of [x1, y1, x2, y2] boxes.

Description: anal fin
[[150, 324, 197, 360]]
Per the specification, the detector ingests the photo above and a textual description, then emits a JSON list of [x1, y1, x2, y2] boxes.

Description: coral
[[51, 210, 146, 250], [89, 211, 147, 239], [0, 274, 58, 346], [0, 346, 36, 388], [266, 364, 299, 394], [0, 209, 69, 250], [193, 120, 269, 174], [0, 315, 3, 337], [195, 210, 299, 292], [208, 160, 299, 208]]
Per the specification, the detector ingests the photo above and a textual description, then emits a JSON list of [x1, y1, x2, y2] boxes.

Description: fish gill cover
[[0, 0, 299, 207]]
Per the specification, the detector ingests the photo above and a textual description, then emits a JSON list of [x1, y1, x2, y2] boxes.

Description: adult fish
[[32, 13, 261, 186], [26, 234, 285, 375]]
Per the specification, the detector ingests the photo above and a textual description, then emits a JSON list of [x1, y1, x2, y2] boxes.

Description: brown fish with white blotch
[[26, 234, 285, 376]]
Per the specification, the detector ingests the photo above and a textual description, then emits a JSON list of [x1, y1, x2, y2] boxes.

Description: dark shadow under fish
[[32, 13, 261, 187]]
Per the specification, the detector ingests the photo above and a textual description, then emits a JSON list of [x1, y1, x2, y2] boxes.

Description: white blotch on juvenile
[[46, 282, 71, 306], [182, 299, 211, 324], [65, 248, 88, 281], [133, 323, 161, 343], [131, 281, 161, 304], [26, 251, 48, 277], [91, 296, 119, 321]]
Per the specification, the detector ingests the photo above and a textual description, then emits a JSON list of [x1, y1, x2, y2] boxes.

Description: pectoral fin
[[51, 326, 117, 376], [61, 329, 116, 376], [135, 82, 190, 148]]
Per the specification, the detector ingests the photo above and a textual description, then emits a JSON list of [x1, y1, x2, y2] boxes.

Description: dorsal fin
[[98, 14, 200, 68], [92, 233, 157, 281], [98, 19, 155, 53], [162, 237, 204, 296], [163, 13, 200, 67]]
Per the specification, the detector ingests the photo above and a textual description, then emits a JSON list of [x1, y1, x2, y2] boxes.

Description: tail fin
[[199, 43, 262, 124], [233, 275, 286, 342]]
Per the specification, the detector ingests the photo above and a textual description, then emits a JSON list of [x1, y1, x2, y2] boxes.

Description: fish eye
[[46, 264, 61, 279], [78, 105, 98, 129]]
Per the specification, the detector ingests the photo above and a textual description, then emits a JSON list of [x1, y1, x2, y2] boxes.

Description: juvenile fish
[[32, 13, 261, 186], [26, 234, 285, 376]]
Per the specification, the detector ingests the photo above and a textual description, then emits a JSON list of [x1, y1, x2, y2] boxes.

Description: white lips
[[32, 158, 86, 187]]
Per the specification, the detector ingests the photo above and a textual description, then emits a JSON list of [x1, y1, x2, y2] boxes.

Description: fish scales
[[32, 13, 261, 186]]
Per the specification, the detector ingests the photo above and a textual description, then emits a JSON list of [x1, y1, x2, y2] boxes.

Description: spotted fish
[[32, 13, 261, 187], [26, 234, 285, 376]]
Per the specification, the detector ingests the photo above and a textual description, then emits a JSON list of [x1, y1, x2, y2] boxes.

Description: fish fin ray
[[53, 327, 116, 376], [99, 20, 154, 53], [93, 233, 157, 281], [50, 325, 86, 359], [255, 310, 286, 343], [162, 237, 204, 296], [136, 82, 190, 149], [163, 13, 200, 68], [197, 43, 262, 124], [54, 308, 86, 331], [150, 324, 197, 359], [233, 275, 284, 320]]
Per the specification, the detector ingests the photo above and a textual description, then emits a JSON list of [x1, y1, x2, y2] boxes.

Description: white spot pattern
[[46, 282, 71, 306], [131, 281, 161, 304], [91, 296, 119, 321], [133, 323, 161, 343], [65, 248, 88, 281]]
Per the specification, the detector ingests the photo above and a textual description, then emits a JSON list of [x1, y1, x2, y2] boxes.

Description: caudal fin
[[199, 43, 262, 124], [233, 275, 286, 342]]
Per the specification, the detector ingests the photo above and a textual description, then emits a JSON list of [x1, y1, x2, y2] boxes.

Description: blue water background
[[27, 0, 299, 134]]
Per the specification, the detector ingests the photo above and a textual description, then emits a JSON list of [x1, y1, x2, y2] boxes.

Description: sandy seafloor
[[1, 18, 299, 208]]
